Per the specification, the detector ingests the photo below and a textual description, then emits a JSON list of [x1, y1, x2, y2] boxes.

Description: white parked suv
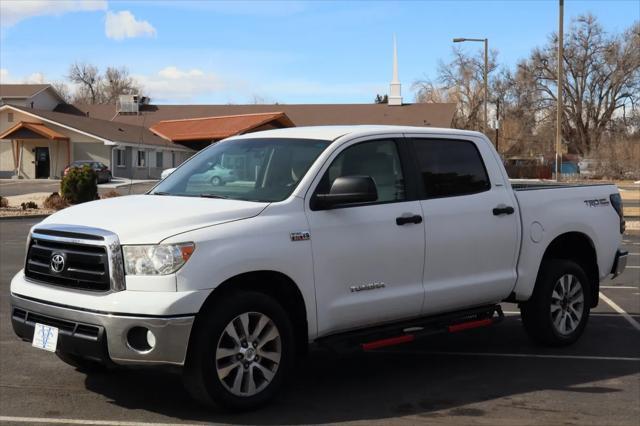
[[11, 126, 627, 410]]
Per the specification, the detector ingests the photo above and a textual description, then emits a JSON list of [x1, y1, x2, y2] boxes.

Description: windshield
[[151, 138, 332, 202]]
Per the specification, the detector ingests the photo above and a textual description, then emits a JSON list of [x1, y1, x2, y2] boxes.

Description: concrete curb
[[0, 214, 50, 221]]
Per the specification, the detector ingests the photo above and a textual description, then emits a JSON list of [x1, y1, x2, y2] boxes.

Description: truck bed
[[510, 180, 613, 191], [509, 179, 621, 302]]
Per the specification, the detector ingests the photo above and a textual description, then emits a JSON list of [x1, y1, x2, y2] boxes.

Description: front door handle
[[396, 214, 423, 226], [493, 205, 515, 216]]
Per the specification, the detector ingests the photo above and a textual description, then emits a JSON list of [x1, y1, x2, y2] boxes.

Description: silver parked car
[[189, 164, 236, 186]]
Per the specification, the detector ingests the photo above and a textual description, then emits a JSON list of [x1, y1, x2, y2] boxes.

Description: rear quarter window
[[412, 138, 491, 198]]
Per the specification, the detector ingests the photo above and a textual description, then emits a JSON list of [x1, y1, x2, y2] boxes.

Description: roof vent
[[116, 94, 149, 115]]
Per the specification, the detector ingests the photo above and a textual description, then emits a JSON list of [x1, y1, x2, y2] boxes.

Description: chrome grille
[[24, 225, 125, 292], [26, 239, 109, 291]]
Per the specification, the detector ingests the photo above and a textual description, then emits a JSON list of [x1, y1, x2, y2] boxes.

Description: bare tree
[[374, 94, 388, 104], [519, 15, 640, 155], [67, 62, 144, 104], [414, 46, 498, 130], [103, 66, 142, 103], [68, 62, 102, 104], [50, 81, 71, 103]]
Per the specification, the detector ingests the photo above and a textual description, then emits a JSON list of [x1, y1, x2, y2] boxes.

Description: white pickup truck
[[11, 126, 628, 410]]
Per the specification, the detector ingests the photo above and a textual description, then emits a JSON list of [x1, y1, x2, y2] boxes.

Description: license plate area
[[32, 323, 59, 352]]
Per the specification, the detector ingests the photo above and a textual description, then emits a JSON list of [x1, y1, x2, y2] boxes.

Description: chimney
[[388, 35, 402, 106]]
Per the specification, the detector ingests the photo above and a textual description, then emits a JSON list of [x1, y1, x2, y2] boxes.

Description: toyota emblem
[[50, 253, 65, 273]]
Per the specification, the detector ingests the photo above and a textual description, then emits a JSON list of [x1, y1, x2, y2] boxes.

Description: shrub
[[21, 201, 38, 210], [61, 165, 98, 204], [0, 196, 7, 208], [43, 192, 69, 210], [101, 190, 121, 199]]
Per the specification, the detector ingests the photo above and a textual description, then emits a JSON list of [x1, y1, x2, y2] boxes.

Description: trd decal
[[584, 198, 610, 207]]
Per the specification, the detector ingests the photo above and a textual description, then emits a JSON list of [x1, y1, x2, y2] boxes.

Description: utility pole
[[556, 0, 564, 181], [484, 38, 488, 137], [495, 98, 500, 153]]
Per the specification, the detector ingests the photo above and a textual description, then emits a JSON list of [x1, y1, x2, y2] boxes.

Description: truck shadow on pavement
[[83, 319, 639, 424]]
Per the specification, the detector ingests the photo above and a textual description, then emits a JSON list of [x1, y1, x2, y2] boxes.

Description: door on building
[[35, 147, 50, 179]]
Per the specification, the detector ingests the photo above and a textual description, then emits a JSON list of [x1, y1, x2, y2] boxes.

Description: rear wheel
[[183, 291, 294, 410], [520, 259, 591, 346]]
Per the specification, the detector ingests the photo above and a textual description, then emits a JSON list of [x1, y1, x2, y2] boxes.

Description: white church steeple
[[388, 34, 403, 106]]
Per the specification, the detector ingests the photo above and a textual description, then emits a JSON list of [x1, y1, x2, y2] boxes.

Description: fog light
[[146, 330, 156, 349], [127, 327, 155, 352]]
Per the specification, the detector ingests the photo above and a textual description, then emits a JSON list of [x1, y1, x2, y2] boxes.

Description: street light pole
[[453, 37, 489, 136], [556, 0, 564, 181]]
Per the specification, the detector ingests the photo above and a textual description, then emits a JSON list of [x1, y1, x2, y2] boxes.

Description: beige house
[[0, 85, 194, 179], [0, 84, 63, 110]]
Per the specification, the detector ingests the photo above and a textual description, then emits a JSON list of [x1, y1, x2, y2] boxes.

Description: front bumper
[[610, 249, 628, 278], [11, 293, 195, 366]]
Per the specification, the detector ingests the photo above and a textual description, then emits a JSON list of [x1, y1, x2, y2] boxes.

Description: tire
[[211, 176, 222, 186], [183, 291, 294, 411], [520, 259, 591, 346], [56, 351, 108, 373]]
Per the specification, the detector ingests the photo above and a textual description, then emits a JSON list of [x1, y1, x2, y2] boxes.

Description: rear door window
[[411, 139, 490, 198]]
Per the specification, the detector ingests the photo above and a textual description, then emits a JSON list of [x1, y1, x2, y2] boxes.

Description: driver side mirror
[[313, 176, 378, 210]]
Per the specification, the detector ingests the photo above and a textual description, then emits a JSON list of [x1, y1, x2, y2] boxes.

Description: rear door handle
[[396, 214, 423, 226], [493, 205, 515, 216]]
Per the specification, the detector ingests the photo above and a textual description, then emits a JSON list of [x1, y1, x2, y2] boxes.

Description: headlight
[[122, 243, 195, 275]]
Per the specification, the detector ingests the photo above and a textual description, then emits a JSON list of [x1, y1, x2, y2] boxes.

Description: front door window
[[35, 147, 50, 179]]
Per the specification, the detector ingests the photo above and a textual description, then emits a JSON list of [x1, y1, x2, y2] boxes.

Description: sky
[[0, 0, 637, 105]]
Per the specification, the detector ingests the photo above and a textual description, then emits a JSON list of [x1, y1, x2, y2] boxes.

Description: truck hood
[[40, 195, 269, 244]]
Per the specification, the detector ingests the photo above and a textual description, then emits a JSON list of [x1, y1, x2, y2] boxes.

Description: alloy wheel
[[550, 274, 584, 335], [215, 312, 282, 397]]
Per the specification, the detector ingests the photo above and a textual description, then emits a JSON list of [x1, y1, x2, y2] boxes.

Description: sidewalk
[[98, 178, 158, 189]]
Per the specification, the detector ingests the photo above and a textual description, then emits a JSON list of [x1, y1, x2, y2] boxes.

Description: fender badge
[[290, 231, 311, 242], [350, 282, 386, 292]]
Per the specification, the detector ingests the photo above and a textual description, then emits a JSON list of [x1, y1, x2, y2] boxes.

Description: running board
[[317, 305, 504, 353]]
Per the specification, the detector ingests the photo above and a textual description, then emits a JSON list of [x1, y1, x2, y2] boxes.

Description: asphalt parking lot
[[0, 218, 638, 426]]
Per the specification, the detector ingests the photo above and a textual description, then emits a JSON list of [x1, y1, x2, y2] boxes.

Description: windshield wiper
[[150, 191, 172, 196], [199, 194, 229, 199]]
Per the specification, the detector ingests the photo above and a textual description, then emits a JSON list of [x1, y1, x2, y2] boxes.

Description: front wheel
[[520, 259, 591, 346], [183, 291, 294, 411]]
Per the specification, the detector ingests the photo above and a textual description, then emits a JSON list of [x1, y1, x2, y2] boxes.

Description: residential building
[[1, 83, 455, 180]]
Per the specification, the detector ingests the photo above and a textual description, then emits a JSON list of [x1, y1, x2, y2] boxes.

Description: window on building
[[156, 151, 163, 168], [7, 112, 14, 123], [412, 139, 490, 198], [115, 149, 126, 167], [136, 150, 146, 168]]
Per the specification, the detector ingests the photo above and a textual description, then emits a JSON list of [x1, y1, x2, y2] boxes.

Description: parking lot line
[[600, 285, 639, 289], [599, 291, 640, 331], [379, 350, 640, 362], [0, 416, 202, 426], [502, 310, 640, 317]]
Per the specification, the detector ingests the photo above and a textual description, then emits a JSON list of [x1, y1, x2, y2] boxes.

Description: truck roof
[[229, 125, 484, 142]]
